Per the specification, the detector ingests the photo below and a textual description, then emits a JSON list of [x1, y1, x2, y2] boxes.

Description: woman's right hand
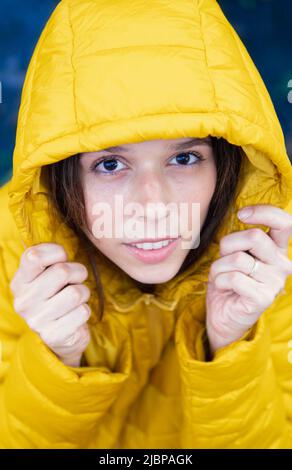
[[9, 243, 91, 367]]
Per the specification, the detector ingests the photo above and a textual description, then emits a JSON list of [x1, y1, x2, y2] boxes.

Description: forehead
[[100, 136, 212, 153]]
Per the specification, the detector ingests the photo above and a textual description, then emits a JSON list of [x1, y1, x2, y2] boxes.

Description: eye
[[90, 157, 127, 176], [89, 150, 205, 176], [168, 151, 205, 167]]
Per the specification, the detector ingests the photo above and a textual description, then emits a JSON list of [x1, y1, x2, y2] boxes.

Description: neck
[[133, 279, 156, 294]]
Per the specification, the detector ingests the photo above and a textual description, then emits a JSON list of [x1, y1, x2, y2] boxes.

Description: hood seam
[[67, 0, 79, 133], [18, 15, 53, 159], [226, 22, 272, 134], [19, 110, 274, 164], [196, 0, 218, 111]]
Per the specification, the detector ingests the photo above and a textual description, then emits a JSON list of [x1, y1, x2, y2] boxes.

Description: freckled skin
[[78, 137, 217, 285]]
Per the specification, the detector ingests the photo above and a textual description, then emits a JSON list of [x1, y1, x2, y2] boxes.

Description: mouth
[[122, 236, 181, 264]]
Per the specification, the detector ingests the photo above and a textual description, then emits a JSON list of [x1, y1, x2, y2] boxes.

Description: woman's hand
[[206, 204, 292, 358], [10, 243, 91, 367]]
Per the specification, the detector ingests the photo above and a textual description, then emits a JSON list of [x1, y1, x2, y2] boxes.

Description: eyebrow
[[101, 137, 212, 153]]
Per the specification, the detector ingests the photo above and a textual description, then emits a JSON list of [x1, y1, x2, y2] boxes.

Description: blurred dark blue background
[[1, 0, 292, 186]]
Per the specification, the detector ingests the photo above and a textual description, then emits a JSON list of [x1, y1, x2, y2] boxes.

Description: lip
[[122, 236, 181, 264], [124, 236, 176, 244]]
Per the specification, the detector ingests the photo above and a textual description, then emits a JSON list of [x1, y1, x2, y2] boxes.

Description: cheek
[[83, 176, 115, 211], [82, 177, 126, 246], [174, 166, 217, 229], [82, 179, 111, 237], [83, 182, 97, 226], [174, 167, 216, 206]]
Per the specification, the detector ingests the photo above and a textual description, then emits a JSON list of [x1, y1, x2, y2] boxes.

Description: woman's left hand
[[206, 204, 292, 357]]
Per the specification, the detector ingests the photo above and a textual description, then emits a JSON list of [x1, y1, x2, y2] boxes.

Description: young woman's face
[[79, 137, 217, 284]]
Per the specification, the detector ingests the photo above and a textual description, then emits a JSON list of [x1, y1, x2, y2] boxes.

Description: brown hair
[[43, 136, 244, 321]]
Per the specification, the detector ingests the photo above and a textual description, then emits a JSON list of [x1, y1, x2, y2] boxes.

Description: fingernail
[[27, 250, 37, 261], [238, 207, 253, 220]]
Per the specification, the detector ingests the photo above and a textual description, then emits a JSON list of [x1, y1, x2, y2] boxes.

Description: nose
[[134, 170, 170, 221]]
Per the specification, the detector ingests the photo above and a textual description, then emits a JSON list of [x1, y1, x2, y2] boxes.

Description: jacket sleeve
[[175, 275, 292, 449], [0, 245, 132, 449]]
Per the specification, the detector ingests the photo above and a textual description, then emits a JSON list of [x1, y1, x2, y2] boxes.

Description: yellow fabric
[[1, 0, 292, 448]]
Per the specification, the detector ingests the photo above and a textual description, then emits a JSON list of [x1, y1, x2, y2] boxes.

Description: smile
[[122, 237, 181, 264]]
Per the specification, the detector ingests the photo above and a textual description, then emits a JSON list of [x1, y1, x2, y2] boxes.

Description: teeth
[[132, 239, 174, 250]]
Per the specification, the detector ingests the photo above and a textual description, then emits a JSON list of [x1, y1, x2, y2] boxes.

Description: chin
[[126, 265, 179, 285]]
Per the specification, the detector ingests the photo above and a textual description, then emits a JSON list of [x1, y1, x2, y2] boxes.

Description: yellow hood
[[7, 0, 292, 315]]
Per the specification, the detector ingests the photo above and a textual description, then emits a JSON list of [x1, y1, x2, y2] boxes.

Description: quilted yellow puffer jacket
[[1, 0, 292, 449]]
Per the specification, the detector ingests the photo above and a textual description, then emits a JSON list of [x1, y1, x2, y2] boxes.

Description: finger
[[39, 306, 91, 349], [67, 323, 90, 349], [209, 251, 286, 287], [16, 284, 90, 324], [15, 261, 88, 323], [213, 271, 261, 298], [54, 324, 90, 356], [27, 262, 88, 300], [50, 303, 91, 341], [45, 284, 91, 317], [220, 228, 292, 273], [213, 271, 271, 307], [238, 204, 292, 253], [13, 244, 68, 287]]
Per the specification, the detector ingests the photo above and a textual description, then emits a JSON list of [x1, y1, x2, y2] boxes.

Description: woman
[[1, 0, 292, 449]]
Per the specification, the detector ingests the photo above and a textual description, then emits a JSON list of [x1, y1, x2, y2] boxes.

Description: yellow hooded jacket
[[1, 0, 292, 449]]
